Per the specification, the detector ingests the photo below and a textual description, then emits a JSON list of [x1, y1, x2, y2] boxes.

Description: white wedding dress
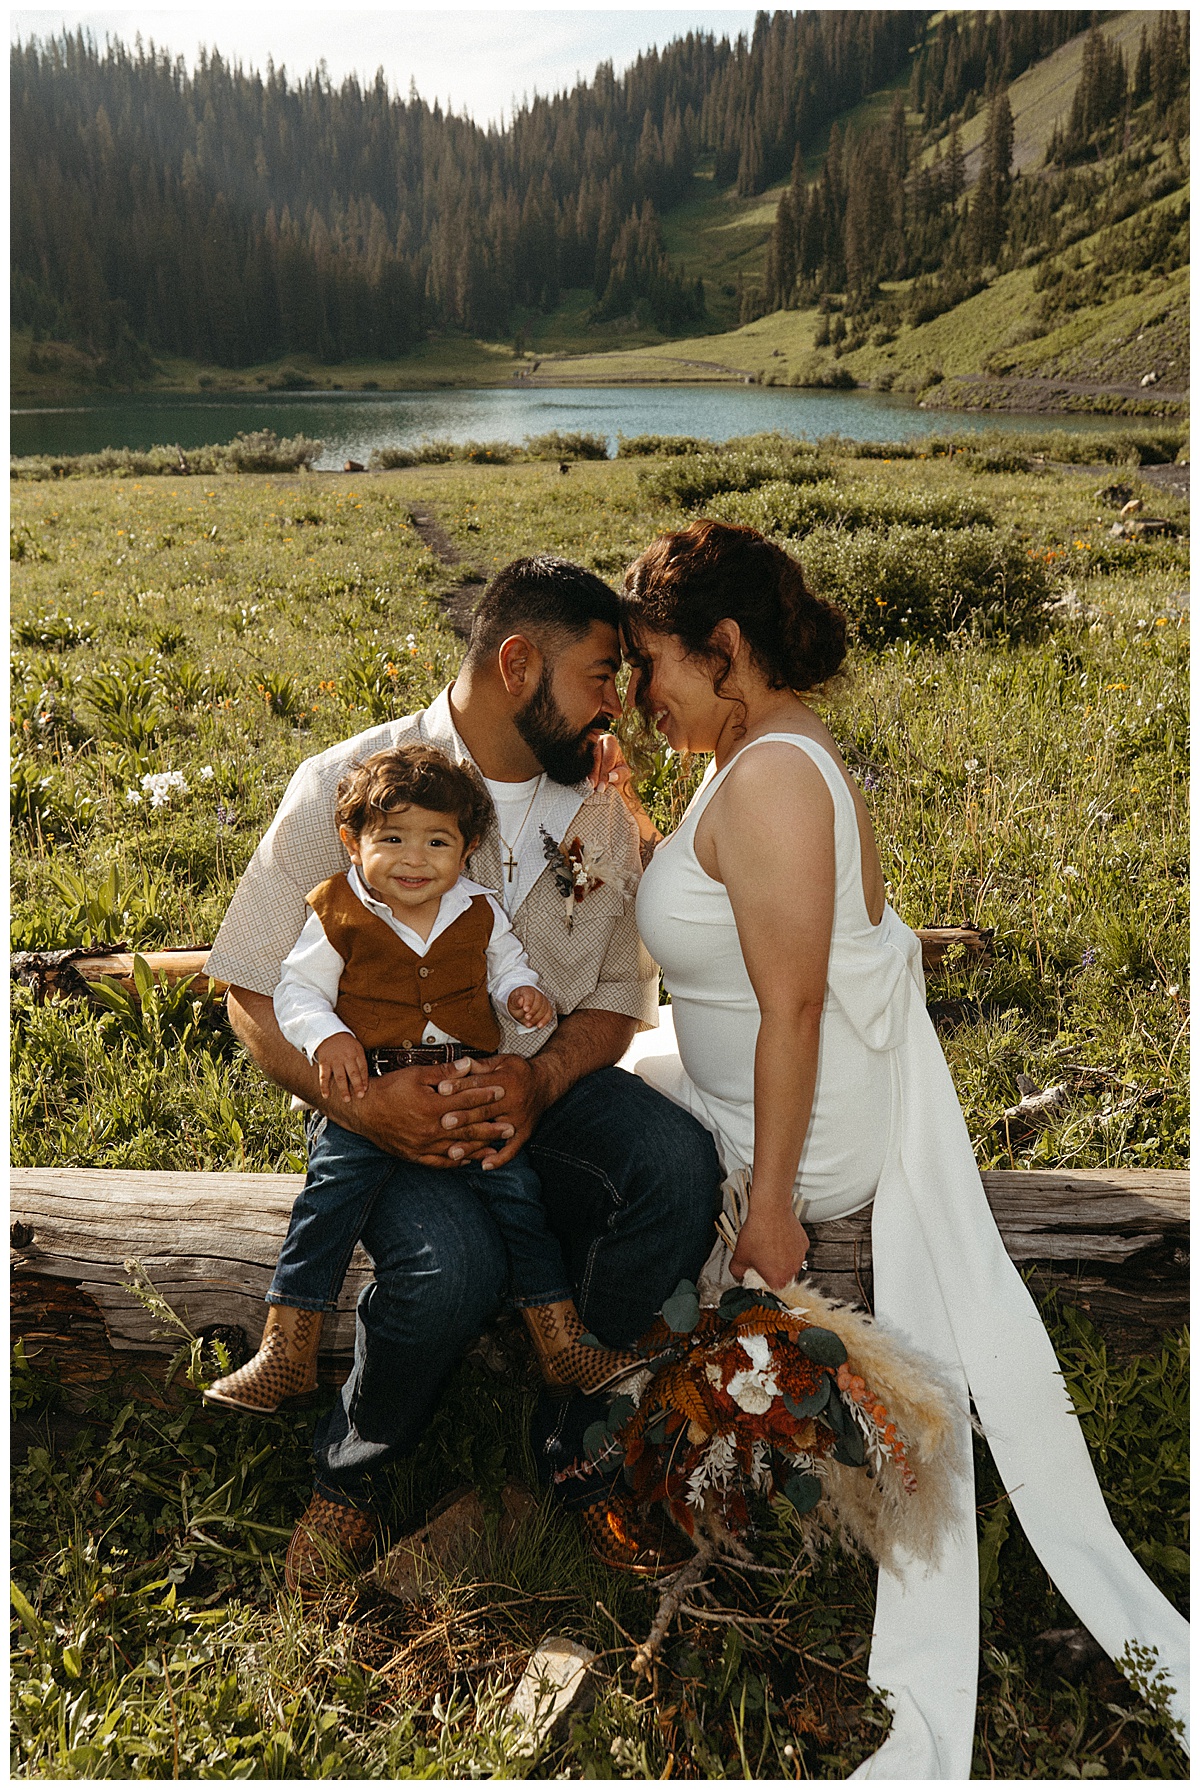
[[621, 733, 1189, 1779]]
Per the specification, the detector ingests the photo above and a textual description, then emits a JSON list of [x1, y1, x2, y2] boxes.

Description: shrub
[[616, 434, 713, 458], [708, 479, 994, 537], [640, 446, 834, 510], [10, 431, 322, 480], [797, 525, 1051, 645], [524, 430, 608, 461], [967, 450, 1032, 474]]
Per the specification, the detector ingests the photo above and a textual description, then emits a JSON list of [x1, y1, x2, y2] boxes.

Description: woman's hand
[[729, 1201, 810, 1291], [590, 732, 662, 851]]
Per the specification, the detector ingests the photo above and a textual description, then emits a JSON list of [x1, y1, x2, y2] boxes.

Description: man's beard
[[514, 668, 605, 785]]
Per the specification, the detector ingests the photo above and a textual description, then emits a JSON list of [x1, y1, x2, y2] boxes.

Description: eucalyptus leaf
[[605, 1394, 638, 1429], [583, 1421, 613, 1461], [577, 1332, 604, 1350], [782, 1471, 822, 1516], [661, 1288, 701, 1334], [833, 1426, 866, 1468], [783, 1376, 831, 1420], [796, 1325, 848, 1367], [718, 1287, 759, 1321], [824, 1390, 849, 1436]]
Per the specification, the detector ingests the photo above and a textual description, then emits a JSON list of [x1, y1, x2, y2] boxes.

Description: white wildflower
[[141, 769, 188, 808], [126, 788, 142, 805], [964, 758, 980, 774], [199, 764, 215, 780]]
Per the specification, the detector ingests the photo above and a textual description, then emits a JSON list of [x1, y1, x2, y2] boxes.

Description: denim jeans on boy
[[310, 1066, 722, 1511], [269, 1115, 572, 1312]]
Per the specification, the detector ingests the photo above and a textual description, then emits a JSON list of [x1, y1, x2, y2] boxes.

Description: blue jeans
[[311, 1066, 722, 1509], [270, 1118, 571, 1312]]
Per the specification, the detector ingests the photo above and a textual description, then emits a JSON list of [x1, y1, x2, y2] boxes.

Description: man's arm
[[226, 987, 517, 1166]]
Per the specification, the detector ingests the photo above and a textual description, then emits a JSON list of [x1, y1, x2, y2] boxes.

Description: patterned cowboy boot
[[522, 1299, 641, 1396], [203, 1305, 321, 1413], [284, 1491, 380, 1598]]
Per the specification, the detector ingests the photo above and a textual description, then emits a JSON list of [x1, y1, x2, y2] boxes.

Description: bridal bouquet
[[586, 1273, 959, 1571]]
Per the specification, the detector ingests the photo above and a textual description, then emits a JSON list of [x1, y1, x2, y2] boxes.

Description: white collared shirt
[[273, 864, 547, 1060]]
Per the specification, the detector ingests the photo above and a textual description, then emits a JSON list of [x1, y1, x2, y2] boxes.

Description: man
[[204, 555, 722, 1589]]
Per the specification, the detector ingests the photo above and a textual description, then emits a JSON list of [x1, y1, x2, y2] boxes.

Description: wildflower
[[964, 758, 980, 774], [199, 765, 215, 780], [1081, 947, 1097, 968], [1063, 865, 1079, 878], [216, 801, 237, 828], [141, 769, 188, 808], [126, 787, 141, 804]]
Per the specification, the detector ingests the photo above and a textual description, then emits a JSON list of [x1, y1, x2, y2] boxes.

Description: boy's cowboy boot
[[284, 1491, 380, 1598], [522, 1300, 641, 1396], [203, 1305, 321, 1413]]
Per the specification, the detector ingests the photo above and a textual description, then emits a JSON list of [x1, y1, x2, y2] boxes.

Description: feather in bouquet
[[584, 1261, 961, 1575]]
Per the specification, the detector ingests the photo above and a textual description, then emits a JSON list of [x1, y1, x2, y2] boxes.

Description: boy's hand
[[315, 1033, 369, 1101], [507, 984, 555, 1029]]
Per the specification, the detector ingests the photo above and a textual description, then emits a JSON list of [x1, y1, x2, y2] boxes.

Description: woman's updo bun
[[622, 519, 847, 699]]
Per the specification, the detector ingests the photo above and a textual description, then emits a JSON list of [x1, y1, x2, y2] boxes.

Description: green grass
[[10, 442, 1188, 1773], [11, 1298, 1188, 1778]]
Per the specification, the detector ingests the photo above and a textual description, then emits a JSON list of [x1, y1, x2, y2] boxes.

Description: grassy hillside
[[952, 10, 1164, 183]]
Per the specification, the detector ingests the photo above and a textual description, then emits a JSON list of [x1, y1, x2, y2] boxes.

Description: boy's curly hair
[[335, 745, 494, 846]]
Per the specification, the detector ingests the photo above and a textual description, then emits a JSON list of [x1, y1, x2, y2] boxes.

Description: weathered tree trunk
[[8, 928, 995, 1003], [10, 1167, 1187, 1379]]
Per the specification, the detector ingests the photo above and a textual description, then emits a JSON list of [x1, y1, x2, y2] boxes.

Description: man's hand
[[227, 987, 515, 1168], [433, 1053, 550, 1169], [322, 1059, 519, 1166], [314, 1033, 369, 1102]]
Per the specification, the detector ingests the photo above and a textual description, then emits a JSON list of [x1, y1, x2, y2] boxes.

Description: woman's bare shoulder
[[715, 737, 834, 821]]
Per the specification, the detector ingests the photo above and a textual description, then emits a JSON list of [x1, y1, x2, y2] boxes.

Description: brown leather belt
[[367, 1044, 495, 1076]]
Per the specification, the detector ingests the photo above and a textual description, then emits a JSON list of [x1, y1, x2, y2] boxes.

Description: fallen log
[[11, 928, 993, 1003], [10, 1167, 1187, 1381]]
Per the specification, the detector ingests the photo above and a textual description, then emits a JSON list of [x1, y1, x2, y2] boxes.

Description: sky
[[10, 6, 760, 127]]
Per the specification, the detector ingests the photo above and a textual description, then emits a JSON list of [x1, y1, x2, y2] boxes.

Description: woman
[[611, 519, 1188, 1779]]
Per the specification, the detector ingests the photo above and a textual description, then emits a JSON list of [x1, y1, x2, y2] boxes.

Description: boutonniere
[[540, 826, 635, 929]]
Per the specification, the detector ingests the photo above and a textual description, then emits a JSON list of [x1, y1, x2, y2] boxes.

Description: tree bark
[[10, 1167, 1187, 1377]]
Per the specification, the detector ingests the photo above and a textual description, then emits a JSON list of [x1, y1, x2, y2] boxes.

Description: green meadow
[[11, 433, 1189, 1776]]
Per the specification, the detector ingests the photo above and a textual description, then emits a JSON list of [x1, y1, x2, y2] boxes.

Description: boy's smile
[[339, 805, 472, 937]]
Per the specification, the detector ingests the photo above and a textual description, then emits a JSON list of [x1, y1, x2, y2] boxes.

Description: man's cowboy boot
[[284, 1491, 379, 1598], [580, 1489, 694, 1577], [203, 1305, 321, 1413], [522, 1299, 641, 1396]]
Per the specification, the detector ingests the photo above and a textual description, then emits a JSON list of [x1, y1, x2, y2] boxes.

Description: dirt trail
[[408, 503, 485, 638]]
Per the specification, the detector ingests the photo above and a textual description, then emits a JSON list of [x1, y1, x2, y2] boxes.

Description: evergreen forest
[[11, 11, 920, 371]]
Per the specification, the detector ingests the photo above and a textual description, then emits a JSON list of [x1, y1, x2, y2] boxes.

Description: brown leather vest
[[306, 874, 501, 1052]]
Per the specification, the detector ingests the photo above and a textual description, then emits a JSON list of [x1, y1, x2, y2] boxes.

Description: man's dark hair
[[465, 555, 620, 665]]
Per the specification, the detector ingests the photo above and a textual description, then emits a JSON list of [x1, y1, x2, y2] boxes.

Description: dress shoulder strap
[[716, 731, 854, 810]]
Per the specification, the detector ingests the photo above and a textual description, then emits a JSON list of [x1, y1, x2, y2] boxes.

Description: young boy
[[204, 744, 638, 1413]]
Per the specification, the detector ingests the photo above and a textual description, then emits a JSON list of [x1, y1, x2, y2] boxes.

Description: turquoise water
[[10, 384, 1121, 468]]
